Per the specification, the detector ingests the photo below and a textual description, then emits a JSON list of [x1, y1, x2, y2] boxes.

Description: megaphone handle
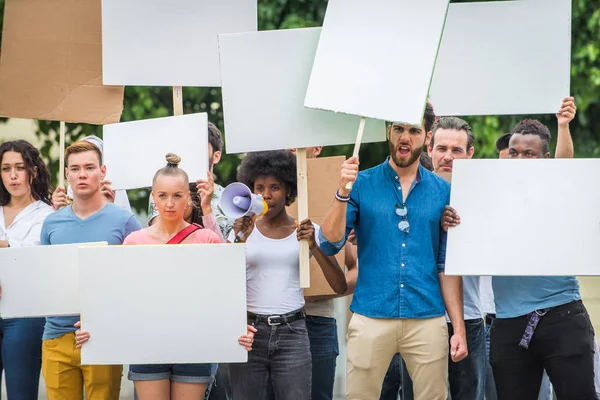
[[234, 230, 245, 243]]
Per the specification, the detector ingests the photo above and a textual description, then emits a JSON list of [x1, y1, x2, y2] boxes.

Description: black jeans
[[490, 300, 596, 400], [230, 318, 311, 400]]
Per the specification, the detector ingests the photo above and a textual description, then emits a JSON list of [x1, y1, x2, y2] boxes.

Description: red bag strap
[[166, 223, 202, 245]]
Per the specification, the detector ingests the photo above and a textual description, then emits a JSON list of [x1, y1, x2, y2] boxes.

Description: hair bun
[[165, 153, 181, 167]]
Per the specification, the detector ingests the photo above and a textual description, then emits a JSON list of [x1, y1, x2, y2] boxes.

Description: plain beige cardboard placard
[[430, 0, 571, 116], [304, 0, 450, 125], [79, 244, 248, 365], [0, 0, 124, 124], [0, 243, 107, 318], [288, 156, 347, 296], [218, 28, 385, 154], [446, 159, 600, 276]]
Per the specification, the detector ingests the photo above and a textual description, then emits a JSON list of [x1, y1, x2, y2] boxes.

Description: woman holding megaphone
[[225, 150, 347, 400]]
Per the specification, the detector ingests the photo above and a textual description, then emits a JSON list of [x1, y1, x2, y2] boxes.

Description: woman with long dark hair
[[0, 139, 54, 399]]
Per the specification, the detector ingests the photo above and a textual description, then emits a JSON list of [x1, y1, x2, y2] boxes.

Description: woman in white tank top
[[227, 150, 346, 400]]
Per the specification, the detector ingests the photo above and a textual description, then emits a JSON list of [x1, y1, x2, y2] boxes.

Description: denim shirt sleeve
[[318, 177, 360, 256], [436, 187, 451, 273], [437, 229, 447, 273]]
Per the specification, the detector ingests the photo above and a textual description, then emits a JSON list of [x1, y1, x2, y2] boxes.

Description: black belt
[[247, 308, 306, 326], [485, 313, 496, 325]]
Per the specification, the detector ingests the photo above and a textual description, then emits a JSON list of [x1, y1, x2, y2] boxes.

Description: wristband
[[335, 190, 351, 203]]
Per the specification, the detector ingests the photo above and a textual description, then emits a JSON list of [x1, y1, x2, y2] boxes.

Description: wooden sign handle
[[58, 121, 66, 188], [345, 117, 367, 190], [296, 148, 310, 288], [173, 86, 183, 116]]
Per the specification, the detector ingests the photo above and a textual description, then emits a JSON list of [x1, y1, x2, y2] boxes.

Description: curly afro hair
[[510, 119, 551, 154], [237, 150, 297, 206]]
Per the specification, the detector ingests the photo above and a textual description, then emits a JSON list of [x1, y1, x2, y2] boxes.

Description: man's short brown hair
[[65, 141, 102, 167]]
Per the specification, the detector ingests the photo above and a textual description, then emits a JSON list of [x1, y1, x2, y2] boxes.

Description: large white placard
[[0, 243, 107, 318], [304, 0, 450, 125], [445, 159, 600, 276], [219, 28, 386, 154], [102, 0, 257, 86], [430, 0, 571, 116], [80, 244, 248, 365], [103, 113, 208, 190]]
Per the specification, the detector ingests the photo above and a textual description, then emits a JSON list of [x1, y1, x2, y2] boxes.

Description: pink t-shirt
[[124, 227, 221, 245]]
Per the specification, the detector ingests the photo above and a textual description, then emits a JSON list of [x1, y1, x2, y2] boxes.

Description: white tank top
[[239, 224, 321, 315]]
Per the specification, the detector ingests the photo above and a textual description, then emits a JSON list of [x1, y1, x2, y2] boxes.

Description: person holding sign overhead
[[75, 153, 256, 400], [0, 140, 55, 400], [319, 103, 467, 400], [227, 150, 347, 400], [443, 117, 596, 400], [40, 141, 142, 400]]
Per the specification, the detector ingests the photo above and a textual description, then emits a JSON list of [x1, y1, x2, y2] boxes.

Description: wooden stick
[[173, 86, 183, 116], [345, 116, 367, 190], [58, 121, 66, 188], [296, 148, 311, 288]]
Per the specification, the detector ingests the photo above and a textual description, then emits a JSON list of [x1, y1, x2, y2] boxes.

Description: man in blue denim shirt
[[318, 104, 468, 400]]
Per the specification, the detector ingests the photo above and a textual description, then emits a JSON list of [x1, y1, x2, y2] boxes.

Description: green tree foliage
[[0, 0, 598, 213]]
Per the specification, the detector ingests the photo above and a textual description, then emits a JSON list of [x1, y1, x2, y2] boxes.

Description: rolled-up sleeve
[[437, 229, 447, 273]]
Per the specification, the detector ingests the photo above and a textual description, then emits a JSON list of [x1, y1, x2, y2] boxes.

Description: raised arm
[[320, 157, 359, 244], [555, 96, 576, 159]]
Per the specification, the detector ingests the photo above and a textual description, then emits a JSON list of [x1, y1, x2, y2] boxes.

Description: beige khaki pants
[[346, 313, 448, 400]]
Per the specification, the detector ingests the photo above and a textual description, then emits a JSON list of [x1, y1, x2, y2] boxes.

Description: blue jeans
[[0, 317, 45, 400], [230, 318, 311, 400], [208, 364, 231, 400], [380, 353, 413, 400], [305, 316, 339, 400], [448, 318, 486, 400]]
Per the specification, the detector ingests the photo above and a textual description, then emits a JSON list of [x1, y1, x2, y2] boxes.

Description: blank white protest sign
[[445, 159, 600, 276], [430, 0, 571, 116], [103, 113, 208, 190], [0, 243, 107, 318], [304, 0, 450, 125], [79, 244, 248, 365], [219, 28, 386, 153], [101, 0, 257, 86]]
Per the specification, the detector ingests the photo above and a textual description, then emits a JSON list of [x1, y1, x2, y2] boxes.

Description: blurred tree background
[[0, 0, 598, 215]]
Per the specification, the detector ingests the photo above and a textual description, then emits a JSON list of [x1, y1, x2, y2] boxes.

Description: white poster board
[[103, 113, 209, 190], [430, 0, 571, 116], [0, 243, 107, 318], [445, 159, 600, 276], [79, 244, 248, 365], [102, 0, 257, 86], [219, 28, 386, 154], [304, 0, 450, 125]]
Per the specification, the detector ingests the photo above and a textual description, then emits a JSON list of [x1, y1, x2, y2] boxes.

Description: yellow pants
[[42, 333, 122, 400], [346, 313, 449, 400]]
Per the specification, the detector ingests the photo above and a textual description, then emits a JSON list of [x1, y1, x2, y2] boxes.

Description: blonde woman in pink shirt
[[76, 154, 256, 400]]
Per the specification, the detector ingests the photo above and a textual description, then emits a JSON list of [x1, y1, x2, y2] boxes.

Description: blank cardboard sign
[[445, 159, 600, 276], [304, 0, 450, 125], [218, 28, 385, 154], [430, 0, 571, 116], [102, 0, 256, 86], [287, 156, 347, 297], [103, 113, 208, 190], [79, 244, 248, 365], [0, 243, 107, 318], [0, 0, 124, 124]]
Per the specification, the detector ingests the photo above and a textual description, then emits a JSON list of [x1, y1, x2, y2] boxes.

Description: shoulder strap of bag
[[166, 223, 203, 245]]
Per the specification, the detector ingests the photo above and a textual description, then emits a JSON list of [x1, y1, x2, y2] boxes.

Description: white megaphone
[[220, 182, 268, 219]]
